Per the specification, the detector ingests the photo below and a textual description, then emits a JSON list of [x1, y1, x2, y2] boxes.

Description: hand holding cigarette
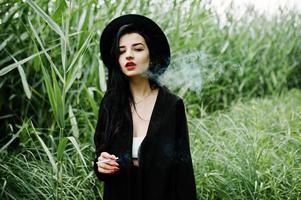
[[97, 152, 120, 174]]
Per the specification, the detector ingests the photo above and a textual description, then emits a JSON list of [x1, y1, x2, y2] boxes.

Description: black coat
[[94, 85, 197, 200]]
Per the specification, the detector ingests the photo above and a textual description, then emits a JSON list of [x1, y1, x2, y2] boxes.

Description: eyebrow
[[119, 43, 144, 48]]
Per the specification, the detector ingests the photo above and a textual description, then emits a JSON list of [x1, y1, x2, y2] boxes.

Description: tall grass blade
[[31, 122, 57, 174], [57, 137, 68, 161], [60, 1, 70, 75], [98, 60, 107, 92], [40, 64, 57, 123], [67, 136, 87, 169], [0, 125, 24, 153], [65, 33, 92, 92], [85, 87, 99, 116], [28, 18, 65, 84], [39, 59, 64, 128], [17, 65, 32, 99], [52, 0, 68, 24], [0, 45, 59, 76], [51, 68, 65, 129], [61, 38, 67, 75], [112, 0, 126, 19], [66, 33, 92, 73], [77, 8, 87, 33], [26, 0, 65, 40], [0, 35, 13, 52], [9, 55, 32, 99], [68, 105, 79, 138]]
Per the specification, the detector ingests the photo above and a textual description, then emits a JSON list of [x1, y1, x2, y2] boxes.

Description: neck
[[129, 76, 152, 98]]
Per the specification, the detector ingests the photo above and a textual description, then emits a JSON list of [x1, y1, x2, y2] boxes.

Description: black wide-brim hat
[[99, 14, 170, 74]]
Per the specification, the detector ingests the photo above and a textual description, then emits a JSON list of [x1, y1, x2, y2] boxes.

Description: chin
[[127, 74, 141, 78], [127, 73, 148, 79], [122, 69, 149, 78]]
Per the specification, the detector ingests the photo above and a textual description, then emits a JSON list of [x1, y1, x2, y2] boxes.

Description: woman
[[94, 14, 197, 200]]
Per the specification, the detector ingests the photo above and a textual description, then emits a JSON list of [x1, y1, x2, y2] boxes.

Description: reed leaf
[[0, 125, 24, 153], [0, 35, 13, 52], [51, 68, 65, 129], [52, 0, 68, 24], [68, 105, 79, 138], [17, 65, 32, 99], [85, 87, 99, 116], [66, 33, 92, 73], [57, 137, 68, 161], [39, 60, 65, 129], [27, 18, 65, 84], [26, 0, 65, 41], [98, 60, 107, 92], [0, 45, 59, 76], [67, 136, 87, 169], [65, 33, 92, 93], [32, 123, 58, 174]]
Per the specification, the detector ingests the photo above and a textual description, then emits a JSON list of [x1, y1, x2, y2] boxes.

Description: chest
[[131, 93, 157, 137]]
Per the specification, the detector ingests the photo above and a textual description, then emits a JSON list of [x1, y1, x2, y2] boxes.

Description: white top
[[132, 136, 145, 158]]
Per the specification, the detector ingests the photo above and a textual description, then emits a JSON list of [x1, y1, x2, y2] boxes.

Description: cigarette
[[96, 157, 119, 165]]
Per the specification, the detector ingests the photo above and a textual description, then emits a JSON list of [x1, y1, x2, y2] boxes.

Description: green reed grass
[[189, 89, 301, 199], [1, 0, 301, 199], [1, 89, 300, 199], [0, 121, 101, 199]]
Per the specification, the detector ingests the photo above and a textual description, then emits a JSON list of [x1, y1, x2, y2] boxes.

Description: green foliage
[[0, 122, 101, 199], [174, 9, 301, 113], [0, 0, 300, 199], [189, 89, 301, 199]]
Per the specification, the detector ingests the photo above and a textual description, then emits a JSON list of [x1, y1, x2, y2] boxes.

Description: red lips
[[125, 61, 136, 70]]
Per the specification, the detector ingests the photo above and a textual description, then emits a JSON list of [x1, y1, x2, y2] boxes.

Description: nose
[[125, 49, 134, 60]]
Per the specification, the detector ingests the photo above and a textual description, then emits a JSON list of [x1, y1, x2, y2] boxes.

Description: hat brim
[[100, 14, 170, 74]]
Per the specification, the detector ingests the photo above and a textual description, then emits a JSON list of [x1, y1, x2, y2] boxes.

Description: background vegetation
[[1, 0, 300, 199]]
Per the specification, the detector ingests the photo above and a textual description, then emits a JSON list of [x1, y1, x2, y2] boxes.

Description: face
[[118, 33, 150, 77]]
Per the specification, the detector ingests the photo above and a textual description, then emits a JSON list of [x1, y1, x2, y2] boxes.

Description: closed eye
[[134, 48, 144, 52], [119, 48, 125, 54]]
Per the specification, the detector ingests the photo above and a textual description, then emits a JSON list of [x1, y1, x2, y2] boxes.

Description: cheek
[[141, 53, 150, 65]]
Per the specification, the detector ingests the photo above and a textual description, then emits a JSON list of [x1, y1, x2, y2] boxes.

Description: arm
[[174, 98, 197, 200]]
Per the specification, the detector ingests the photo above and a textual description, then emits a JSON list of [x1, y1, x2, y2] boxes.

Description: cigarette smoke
[[157, 50, 240, 95]]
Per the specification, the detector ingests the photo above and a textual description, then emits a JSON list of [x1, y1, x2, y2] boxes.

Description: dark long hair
[[95, 24, 161, 150]]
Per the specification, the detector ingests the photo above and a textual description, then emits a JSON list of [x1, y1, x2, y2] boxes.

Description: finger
[[100, 152, 110, 159], [101, 152, 117, 160], [97, 157, 119, 166], [98, 167, 118, 174], [100, 160, 119, 167], [97, 156, 102, 161], [110, 161, 119, 167], [100, 162, 119, 171]]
